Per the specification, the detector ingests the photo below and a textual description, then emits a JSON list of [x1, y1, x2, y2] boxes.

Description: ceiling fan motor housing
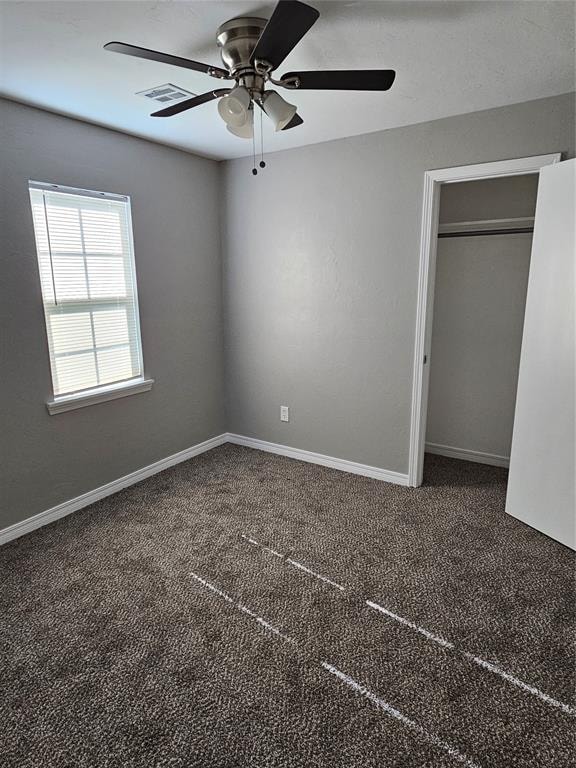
[[216, 17, 267, 77]]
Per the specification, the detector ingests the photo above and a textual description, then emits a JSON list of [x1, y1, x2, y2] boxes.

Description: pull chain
[[259, 107, 266, 169], [250, 103, 266, 176], [251, 106, 257, 176]]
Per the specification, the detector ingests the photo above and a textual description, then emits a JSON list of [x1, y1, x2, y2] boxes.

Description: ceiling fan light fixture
[[226, 106, 254, 139], [261, 90, 297, 131], [105, 1, 396, 144], [217, 85, 251, 127]]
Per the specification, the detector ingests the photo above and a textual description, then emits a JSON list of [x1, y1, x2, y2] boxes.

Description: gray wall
[[0, 98, 225, 528], [222, 93, 575, 474], [426, 232, 532, 459], [438, 175, 539, 223]]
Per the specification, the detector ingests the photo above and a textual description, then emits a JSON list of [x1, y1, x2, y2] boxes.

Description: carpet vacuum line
[[241, 536, 345, 590], [189, 570, 483, 768], [241, 534, 576, 718], [190, 572, 294, 643]]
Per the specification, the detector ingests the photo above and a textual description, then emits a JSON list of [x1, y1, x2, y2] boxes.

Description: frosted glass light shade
[[262, 91, 297, 131], [218, 86, 251, 127], [226, 107, 254, 139]]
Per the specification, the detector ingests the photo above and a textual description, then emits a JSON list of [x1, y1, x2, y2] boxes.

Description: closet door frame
[[408, 153, 561, 488]]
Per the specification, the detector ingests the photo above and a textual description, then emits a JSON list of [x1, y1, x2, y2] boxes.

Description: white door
[[505, 159, 575, 549]]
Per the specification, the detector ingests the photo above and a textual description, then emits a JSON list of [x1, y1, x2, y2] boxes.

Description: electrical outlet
[[280, 405, 289, 422]]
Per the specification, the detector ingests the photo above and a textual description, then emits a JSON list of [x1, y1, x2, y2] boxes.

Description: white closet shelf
[[438, 217, 534, 236]]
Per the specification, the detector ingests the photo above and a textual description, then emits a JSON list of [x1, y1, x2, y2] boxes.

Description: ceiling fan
[[104, 0, 396, 140]]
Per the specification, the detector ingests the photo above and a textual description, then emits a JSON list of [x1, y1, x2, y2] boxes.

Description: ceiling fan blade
[[104, 41, 230, 79], [281, 113, 304, 130], [282, 70, 396, 91], [251, 1, 320, 70], [151, 89, 230, 117]]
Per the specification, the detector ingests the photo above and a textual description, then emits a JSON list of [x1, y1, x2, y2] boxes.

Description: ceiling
[[1, 1, 574, 161]]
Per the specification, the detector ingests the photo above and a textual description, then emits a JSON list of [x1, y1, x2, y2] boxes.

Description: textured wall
[[0, 98, 225, 528], [438, 174, 539, 223], [222, 93, 575, 474], [426, 233, 532, 458]]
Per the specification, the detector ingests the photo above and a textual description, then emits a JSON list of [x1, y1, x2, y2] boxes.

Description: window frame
[[29, 180, 153, 414]]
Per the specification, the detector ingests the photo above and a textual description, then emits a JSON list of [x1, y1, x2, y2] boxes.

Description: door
[[505, 159, 575, 549]]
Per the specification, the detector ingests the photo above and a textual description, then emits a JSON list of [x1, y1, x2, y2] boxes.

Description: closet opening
[[408, 153, 561, 488], [424, 174, 538, 474]]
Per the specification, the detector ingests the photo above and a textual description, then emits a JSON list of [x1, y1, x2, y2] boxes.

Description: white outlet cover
[[280, 406, 289, 422]]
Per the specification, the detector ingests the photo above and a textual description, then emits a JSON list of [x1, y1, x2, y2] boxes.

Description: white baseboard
[[1, 431, 410, 547], [0, 433, 227, 547], [425, 442, 510, 468], [227, 433, 410, 486]]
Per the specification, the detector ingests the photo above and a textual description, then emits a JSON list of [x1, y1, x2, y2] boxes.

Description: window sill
[[46, 378, 154, 415]]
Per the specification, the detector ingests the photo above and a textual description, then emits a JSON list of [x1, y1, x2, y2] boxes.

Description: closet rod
[[438, 227, 534, 238]]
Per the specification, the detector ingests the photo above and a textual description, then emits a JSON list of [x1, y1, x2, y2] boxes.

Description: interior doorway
[[408, 154, 561, 487], [425, 174, 537, 470]]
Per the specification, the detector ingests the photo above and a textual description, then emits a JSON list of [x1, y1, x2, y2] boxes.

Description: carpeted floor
[[1, 445, 574, 767]]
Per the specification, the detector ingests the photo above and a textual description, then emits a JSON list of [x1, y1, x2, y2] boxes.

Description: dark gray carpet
[[1, 445, 574, 767]]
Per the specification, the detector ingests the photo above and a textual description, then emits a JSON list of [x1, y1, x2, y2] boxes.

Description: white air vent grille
[[136, 84, 196, 104]]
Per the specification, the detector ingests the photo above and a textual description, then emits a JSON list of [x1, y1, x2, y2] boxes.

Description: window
[[29, 181, 151, 413]]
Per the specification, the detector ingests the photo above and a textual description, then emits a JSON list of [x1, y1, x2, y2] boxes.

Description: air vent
[[136, 84, 196, 104]]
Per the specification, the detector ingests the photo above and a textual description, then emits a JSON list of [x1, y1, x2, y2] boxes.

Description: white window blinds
[[29, 182, 144, 398]]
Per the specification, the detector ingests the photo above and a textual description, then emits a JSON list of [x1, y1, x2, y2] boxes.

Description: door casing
[[408, 153, 561, 487]]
